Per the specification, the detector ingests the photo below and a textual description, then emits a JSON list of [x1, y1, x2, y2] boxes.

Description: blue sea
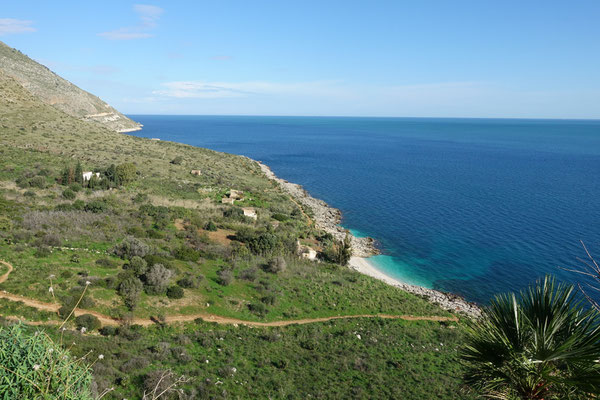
[[129, 116, 600, 305]]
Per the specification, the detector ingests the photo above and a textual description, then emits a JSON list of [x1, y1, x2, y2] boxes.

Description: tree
[[74, 162, 83, 185], [87, 174, 100, 189], [118, 275, 143, 310], [0, 324, 93, 399], [322, 233, 353, 266], [61, 165, 75, 185], [127, 255, 148, 276], [462, 276, 600, 399], [113, 236, 150, 259], [115, 163, 137, 185], [144, 264, 173, 294]]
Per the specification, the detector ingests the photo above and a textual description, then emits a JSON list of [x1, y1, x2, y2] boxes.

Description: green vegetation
[[0, 45, 479, 398], [50, 317, 473, 399], [462, 276, 600, 399], [0, 323, 93, 399]]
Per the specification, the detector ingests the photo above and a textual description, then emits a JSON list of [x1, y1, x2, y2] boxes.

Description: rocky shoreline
[[257, 160, 481, 318], [257, 162, 379, 257]]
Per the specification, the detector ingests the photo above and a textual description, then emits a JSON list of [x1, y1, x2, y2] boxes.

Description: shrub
[[177, 274, 199, 288], [170, 156, 184, 165], [118, 276, 143, 310], [205, 221, 217, 231], [113, 236, 150, 259], [40, 233, 61, 247], [29, 176, 47, 189], [272, 213, 288, 222], [248, 302, 268, 317], [217, 268, 233, 286], [75, 314, 101, 331], [99, 326, 117, 336], [143, 370, 176, 397], [126, 256, 148, 276], [264, 257, 286, 274], [173, 245, 200, 262], [144, 264, 173, 295], [84, 200, 107, 213], [166, 285, 184, 299], [0, 324, 93, 398], [240, 267, 258, 281], [24, 190, 36, 197], [69, 183, 82, 192], [62, 189, 76, 200], [34, 246, 51, 258], [72, 200, 85, 210]]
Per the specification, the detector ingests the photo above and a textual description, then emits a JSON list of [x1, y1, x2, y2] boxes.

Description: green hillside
[[0, 46, 475, 398]]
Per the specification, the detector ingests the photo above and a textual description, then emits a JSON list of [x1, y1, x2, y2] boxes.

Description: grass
[[43, 318, 477, 399]]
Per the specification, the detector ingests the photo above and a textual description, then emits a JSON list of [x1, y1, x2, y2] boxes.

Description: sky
[[1, 1, 599, 118]]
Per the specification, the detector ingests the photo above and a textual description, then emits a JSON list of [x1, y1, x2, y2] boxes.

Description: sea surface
[[129, 116, 600, 305]]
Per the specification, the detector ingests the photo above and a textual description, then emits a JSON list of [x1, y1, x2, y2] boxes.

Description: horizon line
[[125, 113, 600, 122]]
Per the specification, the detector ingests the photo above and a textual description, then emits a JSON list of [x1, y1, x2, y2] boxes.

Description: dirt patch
[[200, 229, 235, 246]]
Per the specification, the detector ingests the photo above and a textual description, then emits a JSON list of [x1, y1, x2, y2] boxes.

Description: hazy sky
[[1, 1, 599, 118]]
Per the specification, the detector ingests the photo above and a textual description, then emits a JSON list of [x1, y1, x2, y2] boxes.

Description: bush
[[272, 213, 288, 222], [99, 326, 117, 336], [118, 276, 143, 310], [248, 302, 268, 317], [0, 324, 93, 398], [24, 190, 36, 197], [217, 268, 233, 286], [144, 264, 173, 295], [166, 286, 184, 299], [177, 274, 200, 289], [62, 189, 76, 200], [126, 256, 148, 276], [34, 246, 51, 258], [75, 314, 101, 331], [29, 176, 47, 189], [240, 267, 258, 281], [170, 156, 184, 165], [205, 221, 217, 231], [173, 245, 200, 262], [143, 370, 176, 398], [69, 183, 82, 192], [264, 257, 286, 274], [113, 236, 150, 259], [84, 200, 108, 214]]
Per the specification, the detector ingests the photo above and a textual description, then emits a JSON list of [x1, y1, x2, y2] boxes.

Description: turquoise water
[[129, 116, 600, 305]]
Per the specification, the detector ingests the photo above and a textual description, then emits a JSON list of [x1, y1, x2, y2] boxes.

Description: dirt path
[[0, 260, 458, 327]]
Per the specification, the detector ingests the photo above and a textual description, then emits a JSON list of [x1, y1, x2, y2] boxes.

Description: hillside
[[0, 46, 475, 399], [0, 41, 140, 132]]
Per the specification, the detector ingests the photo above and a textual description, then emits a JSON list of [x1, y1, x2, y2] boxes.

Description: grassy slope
[[0, 68, 475, 398]]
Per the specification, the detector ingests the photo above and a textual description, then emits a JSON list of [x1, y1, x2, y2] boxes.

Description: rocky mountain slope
[[0, 41, 140, 133]]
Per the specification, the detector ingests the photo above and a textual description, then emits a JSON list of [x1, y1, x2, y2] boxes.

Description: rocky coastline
[[257, 160, 481, 318]]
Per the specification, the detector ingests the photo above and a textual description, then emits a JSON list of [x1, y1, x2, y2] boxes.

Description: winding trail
[[0, 260, 458, 327]]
